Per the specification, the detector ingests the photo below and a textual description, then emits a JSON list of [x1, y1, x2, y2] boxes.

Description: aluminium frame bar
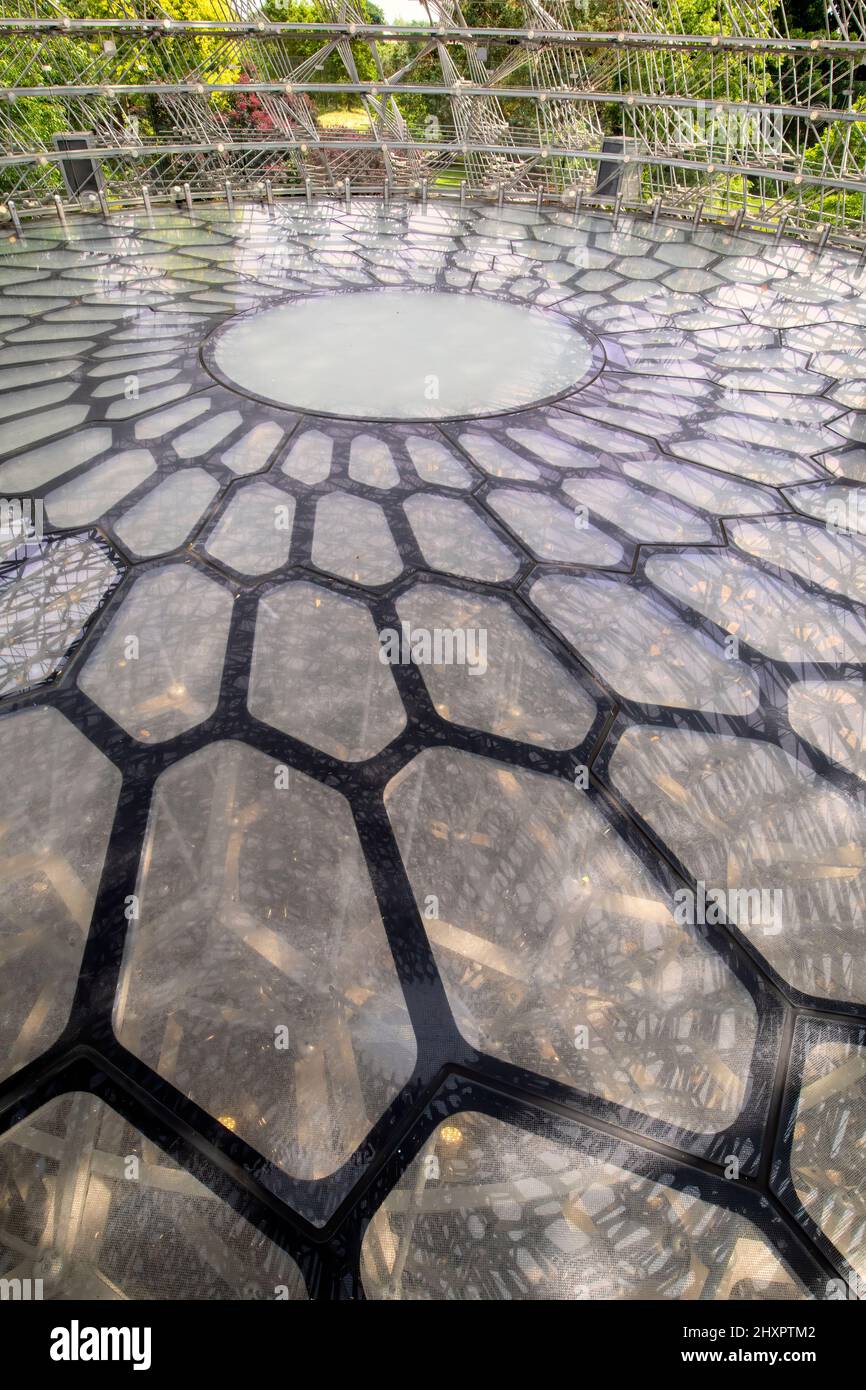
[[4, 140, 863, 200], [0, 19, 862, 57], [4, 83, 865, 127]]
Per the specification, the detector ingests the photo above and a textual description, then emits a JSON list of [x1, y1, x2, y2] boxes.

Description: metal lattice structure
[[0, 3, 865, 239]]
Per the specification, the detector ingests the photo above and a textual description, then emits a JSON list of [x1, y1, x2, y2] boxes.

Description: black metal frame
[[0, 198, 864, 1300]]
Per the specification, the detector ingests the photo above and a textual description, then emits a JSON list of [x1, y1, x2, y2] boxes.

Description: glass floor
[[0, 198, 864, 1301]]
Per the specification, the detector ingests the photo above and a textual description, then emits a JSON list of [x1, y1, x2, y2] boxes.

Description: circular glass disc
[[207, 289, 598, 420]]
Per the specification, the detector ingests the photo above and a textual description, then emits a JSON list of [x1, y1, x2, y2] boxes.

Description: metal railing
[[1, 4, 865, 242]]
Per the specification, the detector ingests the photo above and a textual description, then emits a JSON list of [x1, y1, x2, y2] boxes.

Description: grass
[[316, 108, 372, 132]]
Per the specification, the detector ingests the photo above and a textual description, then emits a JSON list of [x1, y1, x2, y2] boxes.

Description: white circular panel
[[208, 290, 598, 420]]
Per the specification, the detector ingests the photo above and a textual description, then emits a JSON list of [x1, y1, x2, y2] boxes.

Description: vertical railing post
[[53, 193, 68, 236], [6, 199, 22, 236]]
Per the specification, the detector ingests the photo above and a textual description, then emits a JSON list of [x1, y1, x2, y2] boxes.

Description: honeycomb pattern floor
[[0, 199, 864, 1301]]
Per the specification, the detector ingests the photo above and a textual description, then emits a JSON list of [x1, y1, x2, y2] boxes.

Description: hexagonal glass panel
[[646, 550, 866, 664], [0, 1093, 307, 1299], [395, 584, 595, 748], [817, 447, 866, 483], [221, 421, 285, 475], [44, 449, 157, 529], [115, 741, 416, 1192], [249, 582, 406, 759], [456, 432, 540, 481], [134, 398, 208, 442], [113, 469, 220, 557], [0, 534, 122, 697], [78, 564, 232, 742], [561, 474, 712, 544], [281, 428, 333, 484], [312, 492, 402, 586], [173, 409, 243, 459], [204, 482, 293, 576], [0, 707, 120, 1083], [385, 748, 757, 1132], [505, 425, 601, 471], [789, 1027, 866, 1285], [405, 435, 472, 488], [623, 457, 772, 515], [548, 411, 646, 458], [609, 725, 866, 1003], [0, 426, 111, 492], [0, 404, 88, 458], [531, 574, 759, 714], [729, 516, 866, 604], [783, 481, 866, 532], [404, 496, 519, 581], [348, 434, 400, 489], [362, 1113, 807, 1301], [668, 437, 818, 487], [486, 488, 623, 565]]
